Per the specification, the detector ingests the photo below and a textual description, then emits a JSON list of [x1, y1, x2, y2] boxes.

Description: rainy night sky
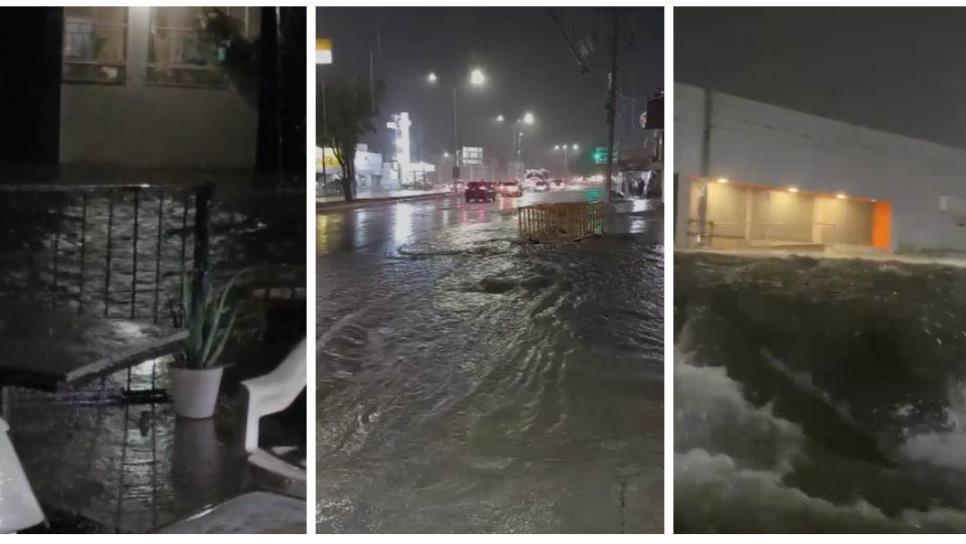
[[318, 7, 663, 168], [676, 8, 966, 150]]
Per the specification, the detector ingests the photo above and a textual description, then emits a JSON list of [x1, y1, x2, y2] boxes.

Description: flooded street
[[676, 251, 966, 532], [317, 194, 664, 533]]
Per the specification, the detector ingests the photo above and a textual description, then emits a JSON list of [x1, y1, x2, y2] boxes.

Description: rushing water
[[317, 210, 664, 533], [675, 251, 966, 533]]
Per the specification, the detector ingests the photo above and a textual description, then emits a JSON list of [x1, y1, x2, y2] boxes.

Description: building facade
[[59, 6, 259, 170], [675, 82, 966, 253]]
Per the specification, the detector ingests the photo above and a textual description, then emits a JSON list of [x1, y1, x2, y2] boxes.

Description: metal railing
[[686, 220, 836, 249], [0, 183, 210, 325], [518, 201, 605, 242]]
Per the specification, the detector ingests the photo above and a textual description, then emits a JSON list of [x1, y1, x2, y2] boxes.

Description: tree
[[317, 78, 383, 201]]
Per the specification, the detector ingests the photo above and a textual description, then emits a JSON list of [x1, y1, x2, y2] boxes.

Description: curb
[[316, 191, 456, 211]]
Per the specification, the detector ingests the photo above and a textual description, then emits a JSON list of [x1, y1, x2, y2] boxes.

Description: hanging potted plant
[[169, 273, 243, 419]]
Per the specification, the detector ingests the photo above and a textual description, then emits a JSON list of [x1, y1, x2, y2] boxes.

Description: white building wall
[[60, 6, 257, 170], [675, 81, 966, 252]]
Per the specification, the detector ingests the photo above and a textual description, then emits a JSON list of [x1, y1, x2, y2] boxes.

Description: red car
[[465, 181, 497, 202]]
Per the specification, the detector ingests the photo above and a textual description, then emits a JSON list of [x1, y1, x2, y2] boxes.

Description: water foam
[[900, 380, 966, 471]]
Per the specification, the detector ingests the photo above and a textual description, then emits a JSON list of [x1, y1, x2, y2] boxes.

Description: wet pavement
[[317, 187, 451, 205], [317, 190, 664, 533], [8, 383, 303, 533]]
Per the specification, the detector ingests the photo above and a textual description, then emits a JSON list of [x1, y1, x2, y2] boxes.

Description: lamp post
[[427, 67, 486, 191], [554, 143, 579, 177], [513, 112, 536, 163], [316, 39, 333, 193]]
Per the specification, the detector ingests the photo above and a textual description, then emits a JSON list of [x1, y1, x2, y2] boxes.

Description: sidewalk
[[316, 188, 454, 209]]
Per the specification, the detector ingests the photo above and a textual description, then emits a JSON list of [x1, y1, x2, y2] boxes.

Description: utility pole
[[320, 78, 327, 188], [368, 50, 375, 113], [605, 8, 619, 204], [452, 87, 459, 191]]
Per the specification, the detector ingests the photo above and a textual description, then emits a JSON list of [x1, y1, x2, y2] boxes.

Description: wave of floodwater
[[317, 219, 664, 533], [675, 251, 966, 533]]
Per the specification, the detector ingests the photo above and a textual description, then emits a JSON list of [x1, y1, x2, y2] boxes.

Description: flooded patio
[[1, 182, 306, 533]]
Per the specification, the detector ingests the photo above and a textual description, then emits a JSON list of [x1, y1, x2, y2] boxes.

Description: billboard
[[461, 146, 483, 165], [316, 38, 332, 65], [316, 146, 339, 171]]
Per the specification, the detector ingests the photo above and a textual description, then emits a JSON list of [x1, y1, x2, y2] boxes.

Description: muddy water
[[317, 214, 664, 533], [676, 251, 966, 533]]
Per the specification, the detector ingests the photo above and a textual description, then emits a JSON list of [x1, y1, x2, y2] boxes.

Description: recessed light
[[788, 186, 799, 193]]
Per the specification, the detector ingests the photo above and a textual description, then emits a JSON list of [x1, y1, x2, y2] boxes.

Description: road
[[317, 188, 664, 533], [318, 188, 661, 257]]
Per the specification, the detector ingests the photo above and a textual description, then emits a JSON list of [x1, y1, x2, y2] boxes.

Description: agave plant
[[171, 272, 245, 370]]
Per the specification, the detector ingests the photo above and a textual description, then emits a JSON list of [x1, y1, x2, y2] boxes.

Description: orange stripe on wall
[[872, 201, 892, 250]]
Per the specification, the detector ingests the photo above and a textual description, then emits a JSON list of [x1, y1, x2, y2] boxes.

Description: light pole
[[427, 68, 486, 191], [316, 40, 333, 193], [513, 112, 535, 163], [554, 144, 579, 177]]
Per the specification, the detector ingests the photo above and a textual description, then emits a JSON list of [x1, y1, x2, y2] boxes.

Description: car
[[550, 178, 565, 190], [534, 179, 550, 192], [465, 181, 497, 202], [498, 180, 523, 197]]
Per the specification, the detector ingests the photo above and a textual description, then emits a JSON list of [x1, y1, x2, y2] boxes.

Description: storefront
[[684, 176, 891, 252]]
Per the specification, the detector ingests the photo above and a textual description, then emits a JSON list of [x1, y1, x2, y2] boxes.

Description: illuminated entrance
[[686, 177, 891, 252]]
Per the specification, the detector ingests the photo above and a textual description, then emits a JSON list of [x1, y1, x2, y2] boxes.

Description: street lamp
[[554, 143, 579, 177], [512, 112, 536, 162], [495, 114, 505, 123], [425, 68, 488, 191], [470, 68, 486, 86]]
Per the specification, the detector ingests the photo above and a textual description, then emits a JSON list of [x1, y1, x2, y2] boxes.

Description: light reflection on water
[[392, 203, 414, 246]]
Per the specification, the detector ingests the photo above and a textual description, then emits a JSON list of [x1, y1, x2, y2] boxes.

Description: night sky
[[318, 7, 663, 169], [676, 7, 966, 151]]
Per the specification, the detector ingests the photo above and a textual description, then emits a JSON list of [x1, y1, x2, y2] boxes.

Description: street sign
[[316, 38, 332, 65], [592, 146, 617, 165], [461, 146, 483, 165], [316, 147, 339, 170]]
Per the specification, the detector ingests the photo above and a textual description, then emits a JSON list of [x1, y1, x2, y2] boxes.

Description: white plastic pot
[[170, 366, 224, 419]]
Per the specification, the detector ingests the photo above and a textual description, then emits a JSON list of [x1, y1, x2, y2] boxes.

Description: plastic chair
[[240, 338, 306, 481], [0, 416, 45, 533]]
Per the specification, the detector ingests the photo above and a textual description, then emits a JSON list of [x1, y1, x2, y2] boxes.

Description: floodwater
[[676, 251, 966, 533], [317, 195, 664, 533]]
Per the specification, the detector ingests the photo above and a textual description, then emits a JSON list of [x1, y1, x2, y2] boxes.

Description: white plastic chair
[[240, 338, 306, 481], [0, 416, 44, 533]]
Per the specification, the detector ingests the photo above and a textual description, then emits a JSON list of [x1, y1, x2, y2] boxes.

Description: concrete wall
[[675, 82, 966, 252], [60, 7, 257, 170]]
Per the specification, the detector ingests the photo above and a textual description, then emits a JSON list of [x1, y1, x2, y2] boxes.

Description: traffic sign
[[592, 146, 617, 165]]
